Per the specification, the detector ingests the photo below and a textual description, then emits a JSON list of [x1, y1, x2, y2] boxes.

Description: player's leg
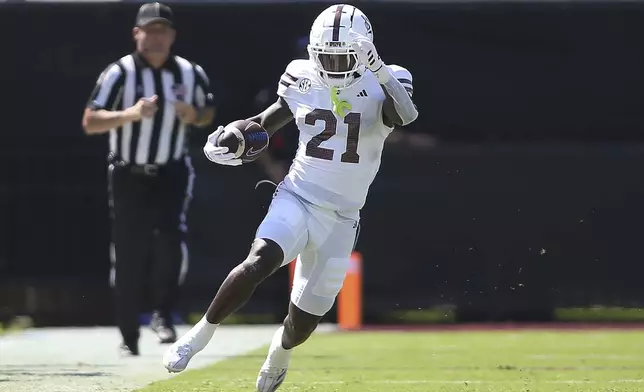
[[163, 186, 309, 372], [285, 213, 359, 346], [256, 211, 359, 392], [255, 298, 322, 392]]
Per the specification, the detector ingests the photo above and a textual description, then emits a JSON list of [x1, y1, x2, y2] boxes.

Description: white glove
[[349, 30, 390, 83], [203, 126, 242, 166]]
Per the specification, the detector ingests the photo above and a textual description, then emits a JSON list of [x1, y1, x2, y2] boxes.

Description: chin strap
[[330, 87, 352, 117]]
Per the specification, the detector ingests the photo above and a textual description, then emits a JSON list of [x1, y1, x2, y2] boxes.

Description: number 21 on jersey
[[305, 109, 361, 164]]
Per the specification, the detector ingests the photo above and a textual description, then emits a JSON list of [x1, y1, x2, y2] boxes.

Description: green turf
[[138, 329, 644, 392]]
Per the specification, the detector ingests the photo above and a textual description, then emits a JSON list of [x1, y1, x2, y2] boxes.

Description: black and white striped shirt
[[86, 52, 214, 165]]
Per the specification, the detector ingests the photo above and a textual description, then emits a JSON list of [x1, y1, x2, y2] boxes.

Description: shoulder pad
[[277, 59, 316, 98]]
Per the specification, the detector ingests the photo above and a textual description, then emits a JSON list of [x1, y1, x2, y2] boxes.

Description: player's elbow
[[400, 107, 418, 127], [392, 108, 418, 127], [396, 101, 419, 127]]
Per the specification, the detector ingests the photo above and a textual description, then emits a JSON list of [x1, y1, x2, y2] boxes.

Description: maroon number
[[305, 109, 336, 161], [341, 112, 361, 163], [304, 109, 362, 164]]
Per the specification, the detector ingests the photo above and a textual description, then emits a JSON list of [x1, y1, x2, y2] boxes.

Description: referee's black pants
[[108, 157, 193, 346]]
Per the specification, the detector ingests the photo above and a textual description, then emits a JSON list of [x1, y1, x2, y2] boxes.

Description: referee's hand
[[126, 95, 158, 121]]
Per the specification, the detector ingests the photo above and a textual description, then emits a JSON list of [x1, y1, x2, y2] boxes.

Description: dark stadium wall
[[1, 1, 644, 325]]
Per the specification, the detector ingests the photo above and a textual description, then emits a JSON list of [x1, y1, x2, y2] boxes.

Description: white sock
[[182, 315, 218, 352], [262, 326, 292, 370]]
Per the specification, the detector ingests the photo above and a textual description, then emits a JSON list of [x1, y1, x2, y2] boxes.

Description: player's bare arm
[[246, 97, 294, 137], [243, 97, 293, 182]]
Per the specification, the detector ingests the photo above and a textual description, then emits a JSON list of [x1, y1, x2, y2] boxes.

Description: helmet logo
[[298, 78, 312, 93], [361, 15, 373, 38]]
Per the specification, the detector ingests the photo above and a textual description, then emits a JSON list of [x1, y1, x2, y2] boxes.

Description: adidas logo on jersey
[[357, 89, 368, 97]]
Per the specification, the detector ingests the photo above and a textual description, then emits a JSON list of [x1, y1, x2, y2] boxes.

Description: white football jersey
[[277, 59, 413, 214]]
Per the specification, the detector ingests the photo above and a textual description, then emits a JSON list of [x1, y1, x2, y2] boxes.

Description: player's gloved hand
[[203, 126, 242, 166], [349, 30, 390, 84]]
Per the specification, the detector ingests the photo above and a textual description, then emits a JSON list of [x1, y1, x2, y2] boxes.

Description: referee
[[82, 2, 215, 356]]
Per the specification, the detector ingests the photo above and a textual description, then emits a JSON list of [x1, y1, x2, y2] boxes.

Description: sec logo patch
[[298, 78, 312, 93]]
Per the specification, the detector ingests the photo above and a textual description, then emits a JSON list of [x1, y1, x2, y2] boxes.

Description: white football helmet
[[308, 4, 375, 90]]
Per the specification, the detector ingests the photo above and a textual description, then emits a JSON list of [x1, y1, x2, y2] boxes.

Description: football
[[216, 119, 270, 163]]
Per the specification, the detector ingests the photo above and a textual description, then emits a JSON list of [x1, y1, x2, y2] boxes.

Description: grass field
[[138, 328, 644, 392]]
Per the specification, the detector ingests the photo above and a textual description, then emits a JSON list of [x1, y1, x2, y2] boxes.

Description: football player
[[163, 4, 417, 391]]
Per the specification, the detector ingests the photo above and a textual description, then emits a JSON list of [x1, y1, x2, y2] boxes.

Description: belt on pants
[[110, 158, 161, 176], [129, 164, 160, 176]]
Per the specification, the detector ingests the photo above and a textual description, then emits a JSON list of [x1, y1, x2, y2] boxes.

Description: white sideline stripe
[[285, 379, 644, 385]]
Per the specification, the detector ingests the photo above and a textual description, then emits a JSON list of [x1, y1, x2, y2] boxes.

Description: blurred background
[[1, 0, 644, 329]]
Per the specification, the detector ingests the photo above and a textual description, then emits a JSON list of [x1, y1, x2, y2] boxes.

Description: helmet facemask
[[308, 42, 363, 90]]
